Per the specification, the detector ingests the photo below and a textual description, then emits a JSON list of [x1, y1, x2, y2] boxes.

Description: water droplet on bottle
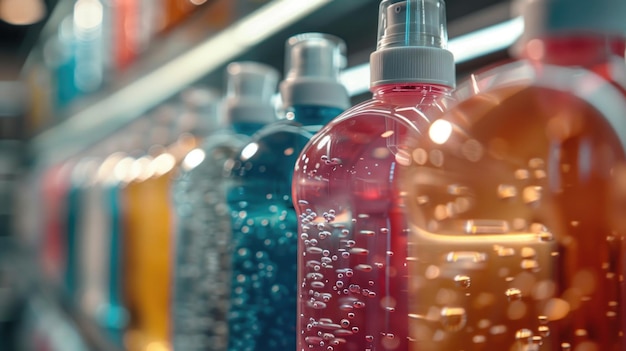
[[349, 284, 361, 293], [336, 281, 344, 288], [311, 282, 325, 289], [310, 239, 318, 246], [353, 301, 365, 309], [497, 184, 517, 199], [340, 319, 350, 328], [538, 325, 550, 337], [351, 327, 359, 333], [340, 229, 349, 237], [301, 233, 309, 240], [369, 280, 375, 286], [506, 288, 522, 301], [454, 275, 471, 288], [319, 231, 331, 239], [348, 313, 355, 319], [345, 269, 353, 277], [307, 247, 323, 254], [305, 336, 323, 345], [440, 307, 467, 331], [346, 240, 356, 248], [341, 252, 350, 259], [365, 335, 374, 342]]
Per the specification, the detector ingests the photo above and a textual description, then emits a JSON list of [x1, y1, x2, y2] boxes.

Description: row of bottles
[[17, 0, 626, 350], [23, 0, 271, 133]]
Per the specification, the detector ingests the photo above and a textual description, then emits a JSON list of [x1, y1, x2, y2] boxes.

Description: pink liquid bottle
[[292, 1, 455, 350], [400, 0, 626, 350]]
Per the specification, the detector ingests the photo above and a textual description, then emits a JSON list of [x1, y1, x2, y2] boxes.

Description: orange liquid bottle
[[401, 0, 626, 350]]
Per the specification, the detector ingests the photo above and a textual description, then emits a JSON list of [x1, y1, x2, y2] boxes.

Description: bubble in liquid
[[305, 336, 323, 345], [366, 335, 374, 342], [353, 301, 366, 309], [472, 335, 486, 343], [521, 259, 539, 271], [341, 229, 350, 237], [307, 273, 323, 280], [350, 248, 369, 255], [322, 250, 330, 257], [356, 264, 373, 272], [301, 233, 309, 240], [349, 284, 361, 293], [380, 228, 389, 234], [346, 240, 356, 247], [345, 269, 354, 277], [307, 247, 323, 254], [538, 316, 548, 324], [521, 247, 537, 259], [336, 281, 344, 288], [561, 343, 571, 351], [497, 184, 517, 199], [332, 255, 338, 261], [522, 186, 542, 205], [360, 230, 376, 236], [532, 336, 543, 346], [319, 231, 331, 239], [352, 327, 360, 333], [506, 288, 522, 301], [454, 275, 471, 289], [417, 195, 430, 205], [516, 329, 533, 344], [515, 169, 530, 180], [440, 307, 467, 331], [538, 325, 550, 337], [340, 319, 350, 328], [341, 252, 350, 259], [311, 282, 325, 289], [496, 246, 515, 257]]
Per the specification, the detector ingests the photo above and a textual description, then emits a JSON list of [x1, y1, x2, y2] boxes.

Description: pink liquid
[[293, 84, 452, 351]]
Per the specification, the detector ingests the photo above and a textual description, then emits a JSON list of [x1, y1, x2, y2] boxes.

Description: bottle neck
[[284, 105, 345, 126], [372, 83, 452, 102]]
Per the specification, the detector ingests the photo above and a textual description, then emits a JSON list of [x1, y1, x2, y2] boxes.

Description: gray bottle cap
[[370, 0, 455, 88], [279, 33, 350, 110], [224, 61, 280, 125]]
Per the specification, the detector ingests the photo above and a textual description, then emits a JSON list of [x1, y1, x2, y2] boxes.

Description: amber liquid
[[123, 173, 173, 351], [402, 84, 626, 351]]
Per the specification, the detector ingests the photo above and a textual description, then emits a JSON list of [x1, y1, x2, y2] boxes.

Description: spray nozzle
[[377, 0, 448, 50]]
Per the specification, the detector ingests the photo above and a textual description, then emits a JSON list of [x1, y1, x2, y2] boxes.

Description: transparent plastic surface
[[401, 61, 626, 351], [377, 0, 447, 50], [293, 85, 452, 351], [224, 106, 343, 351]]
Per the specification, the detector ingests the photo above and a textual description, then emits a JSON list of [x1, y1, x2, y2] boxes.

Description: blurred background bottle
[[171, 61, 278, 351], [401, 0, 626, 350], [224, 32, 349, 351]]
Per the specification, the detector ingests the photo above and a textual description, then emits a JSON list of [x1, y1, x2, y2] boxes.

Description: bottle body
[[225, 106, 343, 351], [293, 86, 451, 351], [171, 128, 255, 351], [401, 60, 626, 351]]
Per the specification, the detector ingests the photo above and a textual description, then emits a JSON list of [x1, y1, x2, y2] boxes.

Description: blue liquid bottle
[[224, 33, 349, 351], [292, 1, 456, 350], [171, 62, 279, 351]]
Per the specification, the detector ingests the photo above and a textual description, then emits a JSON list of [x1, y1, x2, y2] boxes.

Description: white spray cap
[[370, 0, 455, 88], [279, 33, 350, 110], [224, 61, 280, 125]]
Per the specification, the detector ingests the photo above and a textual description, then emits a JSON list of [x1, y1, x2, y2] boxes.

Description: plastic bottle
[[225, 33, 349, 351], [171, 62, 279, 351], [400, 0, 626, 350], [292, 1, 456, 350]]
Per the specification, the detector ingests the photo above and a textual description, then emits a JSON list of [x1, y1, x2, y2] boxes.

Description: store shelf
[[27, 0, 515, 167]]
